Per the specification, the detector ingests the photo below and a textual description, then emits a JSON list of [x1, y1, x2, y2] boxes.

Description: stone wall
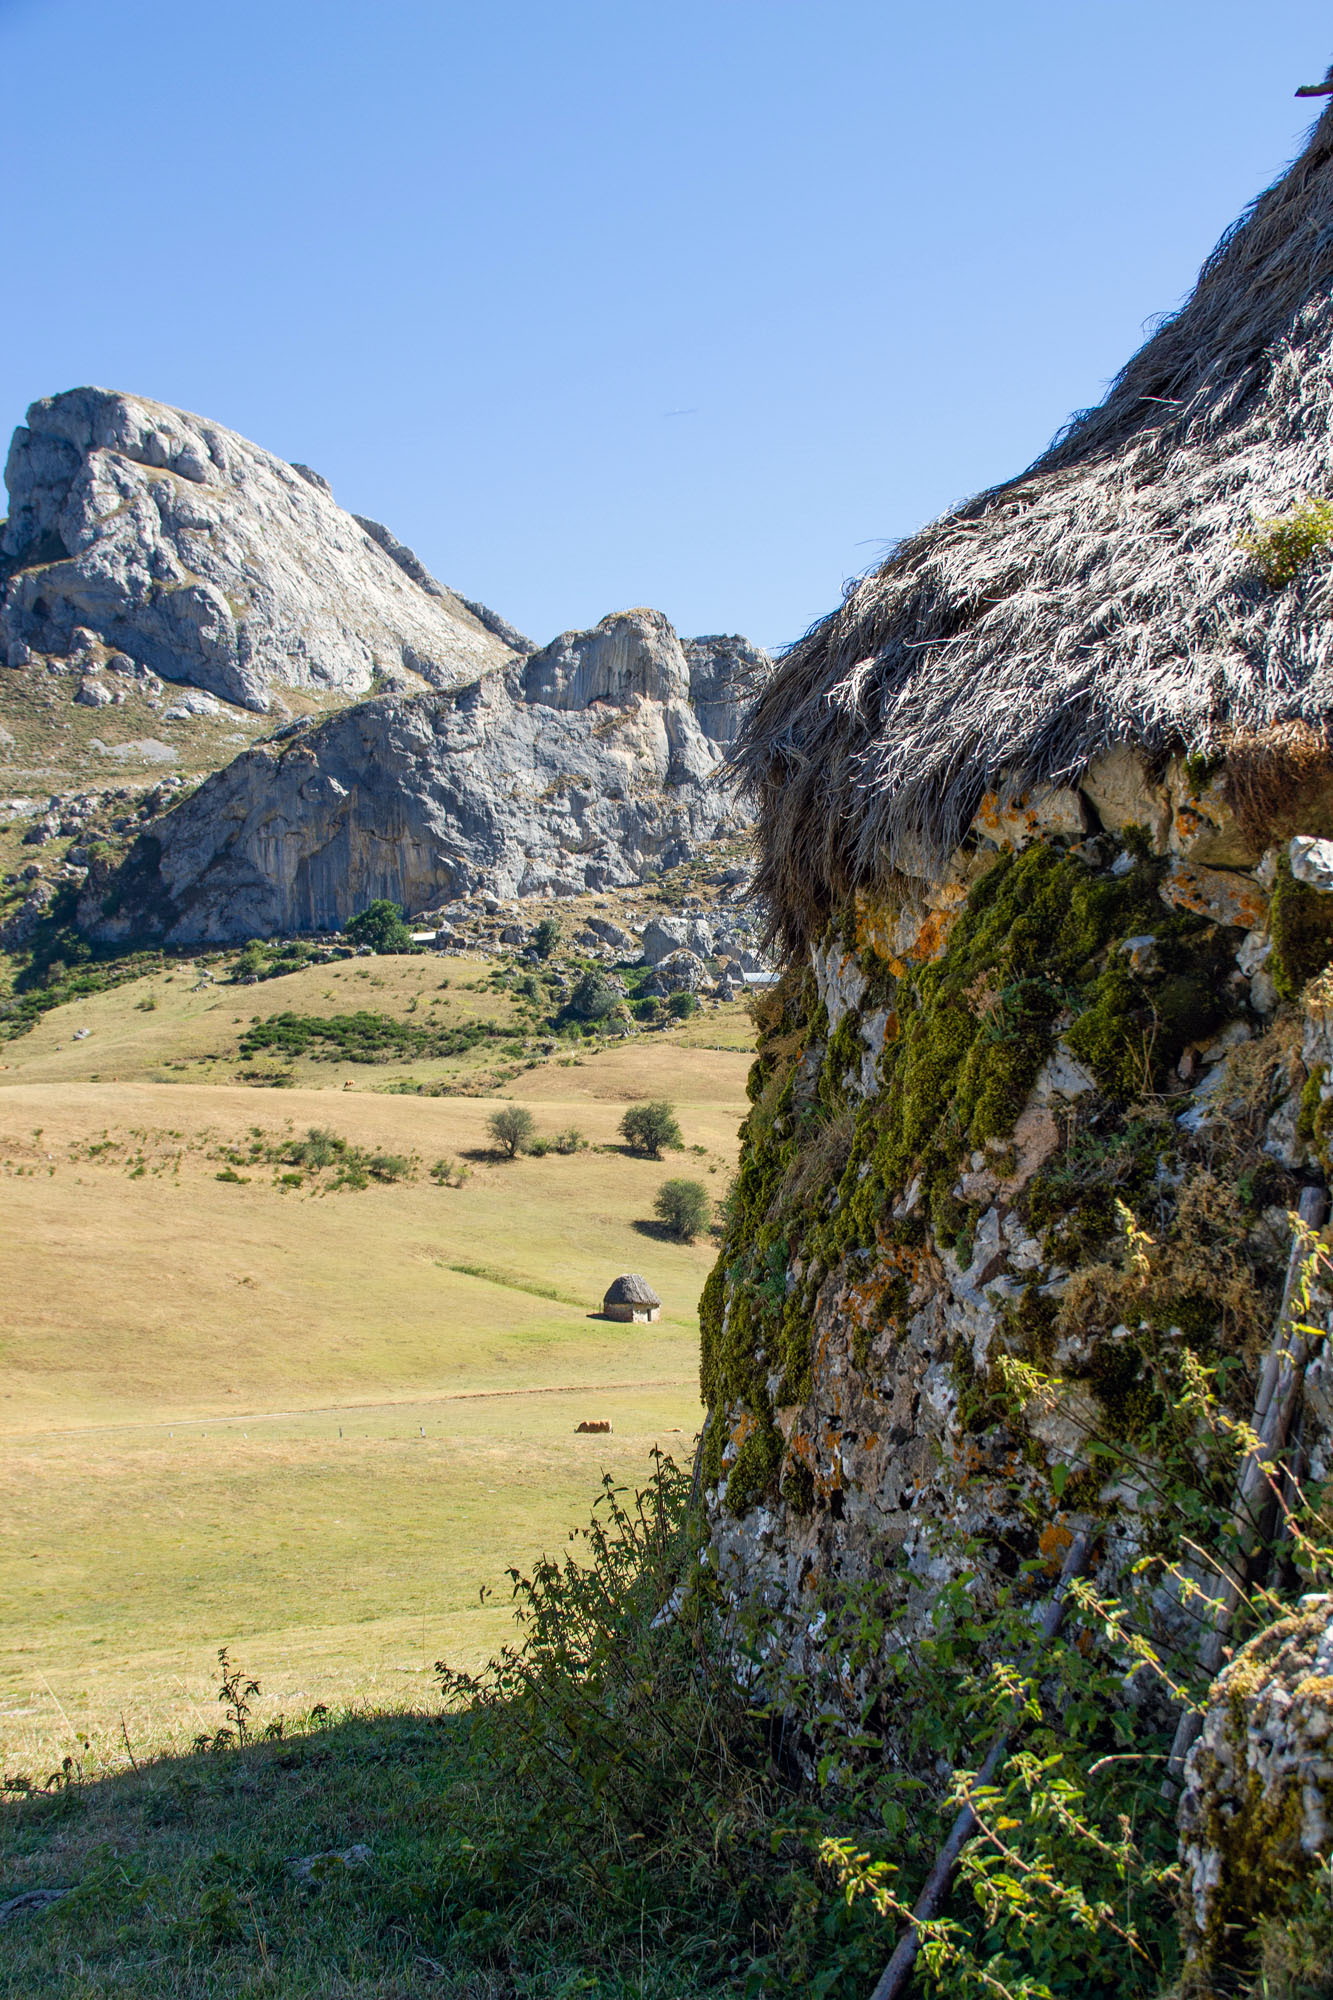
[[701, 745, 1333, 1940]]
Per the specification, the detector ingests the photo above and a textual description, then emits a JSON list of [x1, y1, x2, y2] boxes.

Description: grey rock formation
[[1, 388, 519, 711], [683, 634, 767, 747], [353, 514, 536, 655], [79, 608, 753, 944], [1179, 1596, 1333, 1976]]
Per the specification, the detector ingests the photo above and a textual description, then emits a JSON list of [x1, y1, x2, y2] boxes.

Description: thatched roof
[[737, 93, 1333, 955], [603, 1273, 661, 1307]]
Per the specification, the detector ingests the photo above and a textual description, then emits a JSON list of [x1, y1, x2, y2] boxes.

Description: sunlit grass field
[[0, 955, 753, 1777]]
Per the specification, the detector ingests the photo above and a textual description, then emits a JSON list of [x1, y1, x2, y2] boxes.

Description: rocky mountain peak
[[522, 607, 690, 712], [0, 386, 518, 712]]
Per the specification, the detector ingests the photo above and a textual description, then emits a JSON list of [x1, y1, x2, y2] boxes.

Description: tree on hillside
[[345, 899, 413, 954], [568, 971, 619, 1022], [532, 916, 561, 959], [488, 1105, 537, 1158], [620, 1100, 683, 1158], [653, 1178, 712, 1242]]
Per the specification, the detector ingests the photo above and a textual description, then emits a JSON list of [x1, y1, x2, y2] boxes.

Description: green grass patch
[[447, 1261, 585, 1307], [238, 1010, 524, 1064]]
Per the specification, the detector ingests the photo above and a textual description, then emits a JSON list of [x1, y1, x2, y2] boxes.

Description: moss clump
[[1087, 1337, 1162, 1442], [725, 1412, 783, 1515], [1270, 851, 1333, 998], [701, 841, 1244, 1515]]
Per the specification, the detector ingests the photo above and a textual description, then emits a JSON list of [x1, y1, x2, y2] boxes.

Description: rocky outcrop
[[683, 635, 765, 747], [699, 746, 1333, 1976], [78, 608, 755, 943], [1, 388, 519, 710], [1179, 1595, 1333, 1980]]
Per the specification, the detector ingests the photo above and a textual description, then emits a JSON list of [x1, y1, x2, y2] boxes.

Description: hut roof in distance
[[603, 1273, 661, 1307], [735, 92, 1333, 956]]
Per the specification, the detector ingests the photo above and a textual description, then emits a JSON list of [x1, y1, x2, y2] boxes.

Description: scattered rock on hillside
[[0, 1888, 71, 1925], [286, 1844, 373, 1884], [0, 388, 520, 711]]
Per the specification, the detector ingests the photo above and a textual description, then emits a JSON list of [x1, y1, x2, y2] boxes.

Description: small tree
[[568, 971, 619, 1022], [488, 1105, 536, 1158], [653, 1178, 712, 1242], [620, 1099, 683, 1158], [532, 916, 562, 959], [345, 899, 413, 954], [667, 991, 699, 1020]]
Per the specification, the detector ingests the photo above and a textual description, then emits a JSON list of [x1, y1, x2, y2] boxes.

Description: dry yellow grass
[[0, 1011, 753, 1771]]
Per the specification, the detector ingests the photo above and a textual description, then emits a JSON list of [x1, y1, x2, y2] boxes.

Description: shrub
[[667, 990, 699, 1020], [620, 1099, 683, 1157], [1238, 494, 1333, 587], [554, 1126, 586, 1154], [344, 899, 414, 954], [653, 1177, 712, 1241], [488, 1105, 536, 1157], [532, 916, 561, 959], [568, 971, 620, 1022]]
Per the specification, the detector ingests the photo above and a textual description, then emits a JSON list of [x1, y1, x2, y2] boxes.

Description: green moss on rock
[[1270, 851, 1333, 998]]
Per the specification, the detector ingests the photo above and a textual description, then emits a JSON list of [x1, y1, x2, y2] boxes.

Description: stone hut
[[601, 1274, 661, 1323], [705, 81, 1333, 1985]]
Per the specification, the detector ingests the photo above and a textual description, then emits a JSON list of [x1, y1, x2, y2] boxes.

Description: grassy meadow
[[0, 951, 753, 1780]]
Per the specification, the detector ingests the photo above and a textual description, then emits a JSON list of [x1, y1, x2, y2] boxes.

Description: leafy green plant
[[1238, 495, 1333, 587], [566, 970, 620, 1022], [214, 1647, 261, 1747], [653, 1177, 712, 1241], [667, 990, 700, 1019], [487, 1105, 536, 1157], [238, 1009, 521, 1064], [344, 899, 414, 954], [532, 916, 561, 959], [620, 1099, 683, 1157]]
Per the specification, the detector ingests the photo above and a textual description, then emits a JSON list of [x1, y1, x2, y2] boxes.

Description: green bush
[[532, 916, 561, 959], [1238, 494, 1333, 587], [568, 971, 619, 1022], [488, 1105, 536, 1157], [667, 990, 700, 1019], [619, 1099, 683, 1157], [344, 899, 414, 954], [653, 1177, 712, 1241]]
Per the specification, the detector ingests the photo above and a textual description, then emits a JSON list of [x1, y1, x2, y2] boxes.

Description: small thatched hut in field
[[737, 88, 1333, 957], [601, 1274, 661, 1323]]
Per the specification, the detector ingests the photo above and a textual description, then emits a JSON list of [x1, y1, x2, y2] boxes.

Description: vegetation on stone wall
[[700, 841, 1254, 1515]]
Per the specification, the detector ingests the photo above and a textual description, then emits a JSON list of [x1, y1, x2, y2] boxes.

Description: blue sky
[[2, 0, 1331, 651]]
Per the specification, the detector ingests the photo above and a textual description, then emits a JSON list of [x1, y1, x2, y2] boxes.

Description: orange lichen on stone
[[1038, 1520, 1074, 1573], [854, 890, 903, 960], [728, 1408, 757, 1455], [1159, 856, 1267, 931]]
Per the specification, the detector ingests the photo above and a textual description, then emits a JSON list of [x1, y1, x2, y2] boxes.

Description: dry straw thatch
[[737, 92, 1333, 956], [603, 1273, 661, 1309]]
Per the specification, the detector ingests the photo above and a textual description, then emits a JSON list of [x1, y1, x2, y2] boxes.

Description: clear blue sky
[[2, 0, 1331, 652]]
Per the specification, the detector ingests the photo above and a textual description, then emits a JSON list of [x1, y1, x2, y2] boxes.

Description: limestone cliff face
[[0, 388, 518, 710], [701, 752, 1333, 1655], [78, 609, 753, 943]]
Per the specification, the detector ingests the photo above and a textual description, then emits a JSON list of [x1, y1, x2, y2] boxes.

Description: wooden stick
[[1163, 1183, 1327, 1791], [867, 1530, 1090, 2000]]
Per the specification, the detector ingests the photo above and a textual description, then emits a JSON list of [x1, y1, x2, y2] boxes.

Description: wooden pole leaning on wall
[[867, 1529, 1091, 2000], [1162, 1180, 1329, 1796]]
